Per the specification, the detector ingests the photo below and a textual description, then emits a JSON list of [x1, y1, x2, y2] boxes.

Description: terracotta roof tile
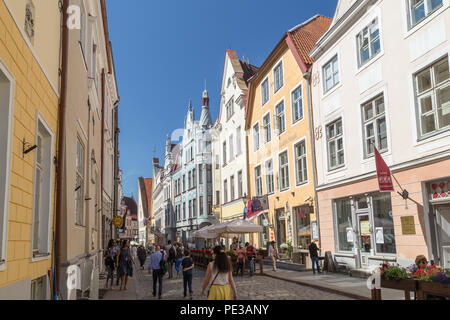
[[288, 15, 332, 68]]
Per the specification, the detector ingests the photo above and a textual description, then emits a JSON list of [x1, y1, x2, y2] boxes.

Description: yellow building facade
[[0, 0, 61, 299], [245, 16, 331, 256]]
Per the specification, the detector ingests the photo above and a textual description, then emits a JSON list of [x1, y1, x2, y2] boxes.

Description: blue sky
[[107, 0, 338, 198]]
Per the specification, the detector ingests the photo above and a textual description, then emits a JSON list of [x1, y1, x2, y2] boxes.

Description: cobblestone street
[[110, 262, 354, 300]]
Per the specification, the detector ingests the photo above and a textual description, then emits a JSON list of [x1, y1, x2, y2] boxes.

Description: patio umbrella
[[214, 219, 263, 236], [192, 224, 219, 239]]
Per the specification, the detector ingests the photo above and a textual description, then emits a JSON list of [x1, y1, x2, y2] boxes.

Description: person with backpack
[[200, 246, 237, 300], [137, 245, 147, 270], [181, 250, 195, 299], [245, 242, 257, 277], [167, 240, 176, 279], [175, 243, 183, 278], [104, 239, 116, 289], [148, 245, 165, 299]]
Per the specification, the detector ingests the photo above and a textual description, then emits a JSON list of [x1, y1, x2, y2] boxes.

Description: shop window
[[294, 206, 311, 249], [31, 276, 46, 300], [372, 193, 396, 255], [334, 198, 354, 252], [259, 214, 270, 249]]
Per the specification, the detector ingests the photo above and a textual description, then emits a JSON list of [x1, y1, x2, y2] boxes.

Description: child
[[181, 250, 195, 299]]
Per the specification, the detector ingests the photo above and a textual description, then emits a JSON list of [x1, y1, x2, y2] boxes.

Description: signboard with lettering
[[401, 216, 416, 235]]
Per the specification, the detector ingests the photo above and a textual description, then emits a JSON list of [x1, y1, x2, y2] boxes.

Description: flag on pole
[[374, 147, 394, 192]]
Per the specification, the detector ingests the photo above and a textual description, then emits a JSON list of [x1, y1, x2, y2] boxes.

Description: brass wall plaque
[[401, 216, 416, 235]]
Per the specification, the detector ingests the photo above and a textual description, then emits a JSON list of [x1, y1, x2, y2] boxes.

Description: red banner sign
[[374, 147, 394, 192]]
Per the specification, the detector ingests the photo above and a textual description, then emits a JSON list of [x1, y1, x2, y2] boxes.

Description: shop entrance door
[[435, 205, 450, 268], [275, 209, 286, 248], [357, 214, 372, 268]]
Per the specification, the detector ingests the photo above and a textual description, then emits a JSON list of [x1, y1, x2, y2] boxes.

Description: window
[[275, 101, 286, 135], [408, 0, 443, 29], [207, 164, 212, 183], [334, 198, 354, 252], [189, 200, 192, 218], [193, 168, 196, 188], [372, 193, 396, 255], [323, 55, 340, 93], [216, 191, 220, 205], [237, 171, 243, 198], [326, 119, 345, 170], [253, 123, 260, 151], [199, 196, 203, 216], [357, 18, 381, 67], [229, 135, 234, 162], [294, 206, 311, 249], [415, 57, 450, 137], [265, 160, 274, 194], [294, 141, 308, 185], [207, 196, 212, 215], [279, 151, 290, 190], [24, 0, 35, 43], [274, 62, 284, 93], [255, 166, 263, 196], [362, 94, 388, 157], [0, 64, 14, 265], [263, 113, 271, 143], [226, 98, 234, 121], [224, 180, 228, 203], [199, 165, 203, 185], [188, 171, 192, 189], [75, 138, 85, 225], [223, 142, 227, 166], [292, 86, 303, 123], [193, 198, 197, 217], [32, 119, 53, 256], [182, 174, 186, 192], [31, 276, 46, 300], [261, 78, 269, 105], [183, 202, 186, 220], [236, 127, 242, 156], [230, 175, 235, 201]]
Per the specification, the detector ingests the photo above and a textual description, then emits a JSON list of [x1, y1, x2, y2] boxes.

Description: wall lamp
[[23, 138, 37, 158]]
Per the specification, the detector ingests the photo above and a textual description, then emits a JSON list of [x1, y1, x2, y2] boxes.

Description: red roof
[[288, 15, 332, 69]]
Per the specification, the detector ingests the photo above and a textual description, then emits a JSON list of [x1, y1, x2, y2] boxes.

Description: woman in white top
[[200, 246, 237, 300]]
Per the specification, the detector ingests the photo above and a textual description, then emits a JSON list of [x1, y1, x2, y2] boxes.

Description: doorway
[[357, 214, 372, 267], [434, 205, 450, 268], [275, 209, 286, 248]]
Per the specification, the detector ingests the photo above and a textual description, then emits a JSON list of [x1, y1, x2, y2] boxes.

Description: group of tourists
[[104, 239, 148, 291], [227, 237, 258, 277]]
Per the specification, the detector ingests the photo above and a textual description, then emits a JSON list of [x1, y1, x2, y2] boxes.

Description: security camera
[[304, 196, 312, 202]]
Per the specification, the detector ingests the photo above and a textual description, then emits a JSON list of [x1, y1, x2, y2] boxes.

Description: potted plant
[[379, 262, 417, 291]]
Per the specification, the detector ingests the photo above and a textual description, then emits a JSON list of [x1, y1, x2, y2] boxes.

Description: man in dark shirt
[[308, 241, 321, 274], [181, 250, 195, 299]]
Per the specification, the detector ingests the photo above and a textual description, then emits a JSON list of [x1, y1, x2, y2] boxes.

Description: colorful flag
[[374, 147, 394, 192]]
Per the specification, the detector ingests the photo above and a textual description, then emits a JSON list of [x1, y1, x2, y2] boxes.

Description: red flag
[[374, 147, 394, 192]]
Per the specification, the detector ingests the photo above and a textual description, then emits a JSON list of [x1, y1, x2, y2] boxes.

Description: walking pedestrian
[[236, 245, 245, 277], [308, 240, 321, 274], [137, 245, 147, 270], [116, 240, 136, 291], [167, 240, 176, 279], [181, 250, 195, 299], [115, 240, 122, 286], [175, 243, 183, 278], [268, 241, 278, 272], [245, 242, 256, 277], [104, 239, 116, 288], [132, 244, 137, 262], [200, 246, 237, 300], [148, 245, 163, 299]]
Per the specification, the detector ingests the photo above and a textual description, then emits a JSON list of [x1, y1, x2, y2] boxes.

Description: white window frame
[[230, 175, 235, 201], [361, 94, 389, 158], [293, 138, 308, 186], [236, 126, 242, 156], [261, 77, 270, 106], [229, 134, 234, 162], [0, 60, 15, 270], [226, 97, 234, 121], [275, 99, 286, 136], [356, 18, 382, 68], [273, 60, 284, 94], [223, 179, 228, 204], [223, 141, 227, 166], [262, 110, 271, 144], [254, 165, 263, 197], [291, 84, 304, 124], [253, 122, 260, 151], [278, 150, 290, 191], [414, 56, 450, 138], [237, 170, 243, 198], [31, 112, 54, 261], [323, 55, 340, 94], [326, 118, 345, 171], [406, 0, 444, 29], [265, 158, 274, 194]]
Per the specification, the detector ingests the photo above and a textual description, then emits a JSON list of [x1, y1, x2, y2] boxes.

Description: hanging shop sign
[[112, 216, 123, 227], [374, 147, 394, 192]]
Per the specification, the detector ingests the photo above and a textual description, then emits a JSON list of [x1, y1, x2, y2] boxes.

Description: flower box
[[417, 281, 450, 300], [380, 279, 417, 291]]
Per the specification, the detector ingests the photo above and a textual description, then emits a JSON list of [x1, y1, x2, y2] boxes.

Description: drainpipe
[[304, 71, 321, 249], [55, 0, 69, 300], [112, 97, 121, 240], [101, 69, 105, 248]]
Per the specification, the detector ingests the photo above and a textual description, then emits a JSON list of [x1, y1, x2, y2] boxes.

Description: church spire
[[200, 83, 212, 128]]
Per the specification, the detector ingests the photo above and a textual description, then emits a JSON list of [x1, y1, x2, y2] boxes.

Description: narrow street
[[102, 259, 353, 300]]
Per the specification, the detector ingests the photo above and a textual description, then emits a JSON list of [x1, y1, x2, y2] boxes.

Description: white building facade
[[310, 0, 450, 270]]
